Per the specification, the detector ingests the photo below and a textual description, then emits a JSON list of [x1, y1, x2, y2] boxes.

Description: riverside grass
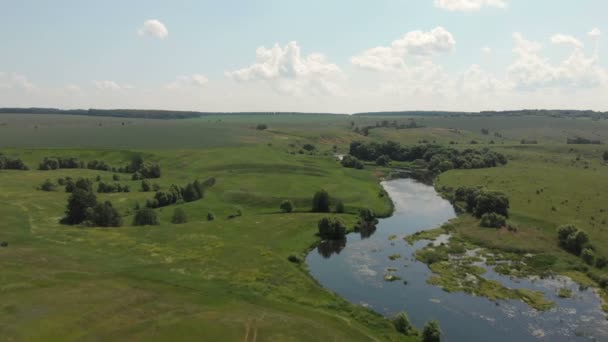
[[1, 112, 608, 340]]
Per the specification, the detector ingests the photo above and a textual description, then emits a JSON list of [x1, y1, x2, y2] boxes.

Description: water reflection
[[317, 239, 347, 258]]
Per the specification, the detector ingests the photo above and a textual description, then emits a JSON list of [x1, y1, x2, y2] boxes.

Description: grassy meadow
[[1, 112, 608, 340]]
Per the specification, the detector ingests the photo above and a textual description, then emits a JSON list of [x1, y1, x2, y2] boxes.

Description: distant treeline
[[353, 109, 608, 119], [0, 108, 341, 120]]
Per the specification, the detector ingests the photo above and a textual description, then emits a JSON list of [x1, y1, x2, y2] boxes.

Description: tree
[[472, 191, 509, 218], [335, 200, 345, 214], [480, 212, 507, 228], [318, 217, 346, 240], [422, 320, 442, 342], [256, 124, 268, 130], [280, 200, 294, 213], [557, 225, 589, 255], [341, 155, 364, 169], [581, 247, 595, 265], [603, 151, 608, 162], [376, 155, 391, 166], [133, 208, 159, 226], [312, 190, 331, 213], [171, 208, 188, 224], [141, 180, 151, 192], [40, 179, 57, 192], [112, 174, 120, 181], [86, 201, 122, 227], [63, 188, 97, 225], [393, 312, 416, 336], [207, 212, 215, 221], [302, 143, 316, 152]]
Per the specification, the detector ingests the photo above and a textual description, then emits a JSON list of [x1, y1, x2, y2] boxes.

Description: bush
[[171, 208, 188, 224], [596, 256, 608, 269], [557, 224, 589, 256], [422, 320, 442, 342], [335, 200, 345, 214], [480, 212, 507, 228], [312, 190, 331, 213], [376, 155, 391, 166], [0, 154, 28, 170], [604, 151, 608, 162], [141, 180, 151, 192], [40, 179, 57, 192], [207, 212, 215, 221], [581, 248, 595, 266], [318, 217, 346, 240], [287, 255, 301, 264], [63, 188, 97, 225], [280, 200, 294, 213], [302, 144, 316, 152], [393, 312, 416, 336], [341, 155, 364, 169], [133, 208, 159, 226], [86, 201, 122, 227], [256, 124, 268, 130]]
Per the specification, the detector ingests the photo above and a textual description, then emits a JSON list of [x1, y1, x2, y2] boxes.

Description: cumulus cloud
[[93, 80, 134, 91], [0, 72, 34, 91], [166, 74, 209, 89], [225, 41, 342, 96], [508, 32, 606, 90], [434, 0, 507, 12], [588, 28, 601, 38], [482, 47, 492, 55], [351, 27, 455, 71], [551, 34, 583, 48], [137, 19, 168, 40]]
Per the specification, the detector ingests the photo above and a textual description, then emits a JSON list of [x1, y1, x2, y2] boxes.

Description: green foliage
[[312, 190, 331, 213], [302, 143, 316, 152], [480, 212, 507, 228], [112, 174, 120, 181], [317, 217, 346, 240], [39, 157, 80, 170], [603, 151, 608, 162], [141, 180, 151, 192], [581, 247, 595, 265], [63, 188, 97, 225], [86, 201, 122, 227], [171, 208, 188, 224], [454, 186, 509, 218], [39, 179, 57, 192], [206, 212, 215, 221], [256, 123, 268, 130], [341, 155, 364, 169], [422, 320, 442, 342], [97, 182, 129, 193], [392, 312, 416, 336], [0, 153, 28, 170], [557, 225, 590, 256], [280, 200, 294, 213], [376, 155, 391, 166], [133, 208, 159, 226], [335, 200, 345, 214]]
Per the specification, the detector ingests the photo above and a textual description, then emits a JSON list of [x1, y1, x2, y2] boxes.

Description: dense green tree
[[171, 208, 188, 224], [341, 155, 364, 169], [393, 312, 416, 336], [480, 212, 507, 228], [86, 201, 122, 227], [335, 200, 345, 214], [133, 208, 159, 226], [256, 124, 268, 130], [317, 217, 346, 240], [112, 174, 120, 181], [581, 247, 595, 265], [40, 179, 57, 192], [312, 190, 331, 213], [376, 155, 391, 166], [302, 144, 316, 152], [422, 320, 442, 342], [557, 225, 589, 255], [141, 180, 151, 192], [280, 200, 294, 213], [63, 188, 97, 225]]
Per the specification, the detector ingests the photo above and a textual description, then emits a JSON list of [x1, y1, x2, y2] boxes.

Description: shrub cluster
[[133, 208, 159, 226], [317, 217, 347, 240], [454, 186, 509, 218], [62, 187, 121, 227], [39, 157, 82, 170], [340, 155, 364, 169], [146, 178, 215, 208], [557, 225, 590, 256], [480, 212, 507, 228], [349, 141, 507, 173], [312, 190, 331, 213], [0, 153, 28, 170], [65, 178, 93, 193], [97, 182, 130, 193]]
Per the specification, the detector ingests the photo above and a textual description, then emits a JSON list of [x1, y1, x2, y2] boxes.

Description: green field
[[1, 112, 608, 341]]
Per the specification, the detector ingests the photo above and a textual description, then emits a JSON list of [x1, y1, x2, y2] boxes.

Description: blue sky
[[0, 0, 606, 112]]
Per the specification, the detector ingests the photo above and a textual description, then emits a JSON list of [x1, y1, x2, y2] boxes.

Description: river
[[306, 178, 608, 341]]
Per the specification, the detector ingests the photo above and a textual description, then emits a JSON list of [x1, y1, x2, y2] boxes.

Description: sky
[[0, 0, 606, 113]]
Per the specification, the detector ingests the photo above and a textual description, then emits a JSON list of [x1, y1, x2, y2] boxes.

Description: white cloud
[[508, 32, 607, 90], [434, 0, 507, 12], [551, 34, 583, 48], [482, 46, 492, 55], [351, 27, 455, 71], [137, 19, 168, 40], [93, 80, 134, 91], [588, 28, 601, 38], [167, 74, 209, 89], [0, 72, 34, 91], [225, 41, 342, 96]]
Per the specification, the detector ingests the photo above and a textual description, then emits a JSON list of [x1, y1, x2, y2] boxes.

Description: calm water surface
[[306, 179, 608, 341]]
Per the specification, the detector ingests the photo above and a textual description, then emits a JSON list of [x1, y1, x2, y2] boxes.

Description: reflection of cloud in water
[[381, 180, 454, 216]]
